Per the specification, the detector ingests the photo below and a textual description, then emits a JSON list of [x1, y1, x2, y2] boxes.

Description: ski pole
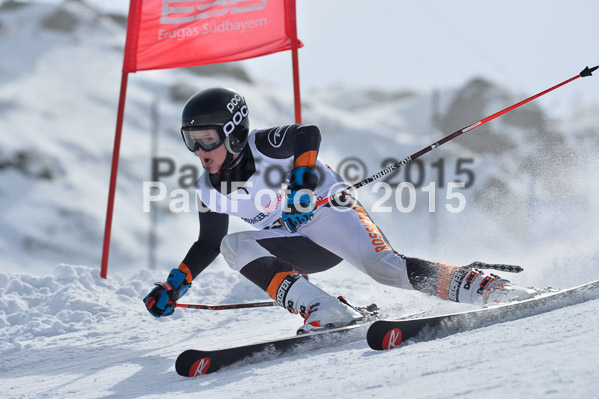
[[467, 262, 524, 273], [176, 301, 276, 310], [316, 64, 598, 208]]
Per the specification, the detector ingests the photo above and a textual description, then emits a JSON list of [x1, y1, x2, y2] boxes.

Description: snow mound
[[0, 265, 143, 351]]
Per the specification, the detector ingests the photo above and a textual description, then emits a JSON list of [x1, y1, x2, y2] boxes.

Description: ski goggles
[[181, 127, 225, 152]]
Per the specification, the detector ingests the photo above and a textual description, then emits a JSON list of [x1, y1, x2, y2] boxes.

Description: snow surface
[[2, 264, 599, 398], [1, 1, 599, 398]]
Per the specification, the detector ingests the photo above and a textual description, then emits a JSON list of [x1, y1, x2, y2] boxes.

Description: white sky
[[255, 0, 599, 114], [39, 0, 599, 111]]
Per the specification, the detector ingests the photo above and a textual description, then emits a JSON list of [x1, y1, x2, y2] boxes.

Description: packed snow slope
[[1, 264, 599, 399], [1, 1, 599, 398]]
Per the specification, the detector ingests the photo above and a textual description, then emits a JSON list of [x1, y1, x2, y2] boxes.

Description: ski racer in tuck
[[144, 87, 536, 332]]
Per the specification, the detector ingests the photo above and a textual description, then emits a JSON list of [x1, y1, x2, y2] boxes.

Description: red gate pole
[[100, 71, 129, 279], [289, 0, 302, 123]]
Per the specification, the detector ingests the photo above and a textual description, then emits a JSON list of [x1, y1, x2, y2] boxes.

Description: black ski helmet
[[180, 87, 250, 154]]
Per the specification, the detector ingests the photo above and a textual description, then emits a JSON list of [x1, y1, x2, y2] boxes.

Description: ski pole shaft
[[467, 262, 524, 273], [176, 301, 276, 310], [316, 64, 598, 207]]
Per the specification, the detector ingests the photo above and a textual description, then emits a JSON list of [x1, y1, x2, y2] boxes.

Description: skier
[[143, 87, 535, 332]]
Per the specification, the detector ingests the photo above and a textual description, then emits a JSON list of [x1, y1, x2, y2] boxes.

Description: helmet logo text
[[223, 104, 248, 135], [227, 94, 243, 113]]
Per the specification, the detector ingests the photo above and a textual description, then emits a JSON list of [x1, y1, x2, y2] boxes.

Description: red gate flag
[[102, 0, 303, 279], [123, 0, 303, 72]]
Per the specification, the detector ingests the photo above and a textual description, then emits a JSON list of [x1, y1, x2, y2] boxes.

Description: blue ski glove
[[143, 268, 191, 317], [281, 166, 319, 233]]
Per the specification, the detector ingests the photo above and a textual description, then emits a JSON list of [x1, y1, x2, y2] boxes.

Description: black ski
[[367, 279, 599, 350], [175, 323, 366, 376], [176, 298, 378, 376]]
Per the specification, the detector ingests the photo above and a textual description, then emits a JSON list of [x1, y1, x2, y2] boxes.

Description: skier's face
[[196, 143, 228, 173]]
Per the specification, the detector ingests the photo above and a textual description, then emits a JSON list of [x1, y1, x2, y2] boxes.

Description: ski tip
[[175, 351, 213, 377], [367, 323, 404, 351], [381, 328, 403, 351], [580, 65, 599, 77]]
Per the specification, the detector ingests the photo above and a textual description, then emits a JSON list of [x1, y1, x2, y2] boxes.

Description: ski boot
[[271, 274, 365, 334], [449, 267, 538, 307]]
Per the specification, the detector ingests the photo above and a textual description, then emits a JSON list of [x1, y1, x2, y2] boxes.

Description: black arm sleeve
[[181, 205, 229, 280], [403, 256, 440, 296], [254, 124, 321, 160]]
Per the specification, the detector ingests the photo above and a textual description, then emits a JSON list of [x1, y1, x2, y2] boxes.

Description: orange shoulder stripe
[[294, 150, 318, 169]]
